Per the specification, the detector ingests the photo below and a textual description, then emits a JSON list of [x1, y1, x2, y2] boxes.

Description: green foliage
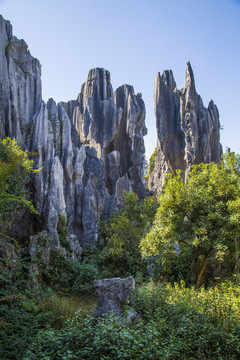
[[0, 289, 58, 360], [43, 252, 98, 295], [0, 138, 39, 233], [72, 263, 98, 294], [57, 215, 69, 249], [0, 245, 97, 359], [0, 287, 96, 360], [145, 147, 157, 185], [141, 152, 240, 286], [99, 191, 158, 279], [23, 281, 240, 359]]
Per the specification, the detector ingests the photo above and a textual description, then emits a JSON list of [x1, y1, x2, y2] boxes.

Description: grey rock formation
[[28, 231, 68, 290], [28, 231, 51, 290], [148, 62, 222, 195], [67, 234, 82, 260], [0, 15, 42, 145], [0, 236, 20, 273], [1, 16, 222, 251], [0, 16, 147, 248], [93, 276, 135, 318]]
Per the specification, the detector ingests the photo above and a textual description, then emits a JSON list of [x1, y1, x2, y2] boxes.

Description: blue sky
[[1, 0, 240, 160]]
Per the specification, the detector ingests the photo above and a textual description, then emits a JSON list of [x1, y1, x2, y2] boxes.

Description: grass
[[35, 291, 97, 328]]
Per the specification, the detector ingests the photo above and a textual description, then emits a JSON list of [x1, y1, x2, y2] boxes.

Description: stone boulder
[[93, 276, 135, 318], [0, 237, 20, 273], [67, 234, 82, 260], [28, 231, 51, 291]]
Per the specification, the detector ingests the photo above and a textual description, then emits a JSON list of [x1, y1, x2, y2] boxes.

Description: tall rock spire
[[148, 62, 222, 195], [0, 15, 147, 246]]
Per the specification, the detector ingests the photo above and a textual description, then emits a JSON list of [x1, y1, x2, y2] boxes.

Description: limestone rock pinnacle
[[148, 62, 222, 195]]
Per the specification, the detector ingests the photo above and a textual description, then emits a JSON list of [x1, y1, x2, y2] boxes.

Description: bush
[[0, 289, 62, 360], [0, 138, 39, 234], [141, 152, 240, 287], [43, 253, 98, 295], [57, 214, 69, 250], [72, 263, 98, 294], [23, 281, 240, 359], [99, 192, 158, 280]]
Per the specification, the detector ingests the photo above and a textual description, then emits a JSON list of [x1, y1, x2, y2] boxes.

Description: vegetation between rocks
[[1, 138, 240, 359]]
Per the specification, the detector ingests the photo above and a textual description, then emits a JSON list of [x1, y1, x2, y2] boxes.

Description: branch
[[179, 237, 194, 250]]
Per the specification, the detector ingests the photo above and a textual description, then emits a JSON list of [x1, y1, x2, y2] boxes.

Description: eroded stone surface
[[0, 16, 147, 248], [93, 277, 135, 318], [148, 62, 222, 195], [28, 231, 51, 290], [0, 16, 222, 253], [67, 234, 82, 260]]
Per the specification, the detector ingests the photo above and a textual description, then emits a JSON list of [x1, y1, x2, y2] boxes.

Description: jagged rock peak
[[78, 68, 113, 109], [148, 62, 222, 195], [0, 16, 147, 248], [161, 70, 177, 92], [184, 61, 196, 92], [47, 67, 147, 245], [0, 15, 42, 144]]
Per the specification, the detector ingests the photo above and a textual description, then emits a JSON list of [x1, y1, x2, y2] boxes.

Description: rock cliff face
[[148, 62, 222, 195], [0, 16, 42, 145], [0, 15, 222, 248], [0, 16, 147, 247]]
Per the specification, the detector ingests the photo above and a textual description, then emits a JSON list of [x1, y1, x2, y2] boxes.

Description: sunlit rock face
[[0, 15, 222, 247], [0, 15, 42, 145], [0, 16, 147, 246], [148, 62, 222, 195]]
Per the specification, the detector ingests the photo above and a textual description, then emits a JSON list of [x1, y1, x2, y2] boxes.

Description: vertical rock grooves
[[0, 15, 147, 246], [148, 62, 222, 195], [0, 15, 222, 247]]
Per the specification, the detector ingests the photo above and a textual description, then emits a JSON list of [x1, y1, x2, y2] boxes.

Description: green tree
[[0, 138, 38, 234], [99, 191, 158, 278], [145, 146, 157, 186], [140, 152, 240, 287]]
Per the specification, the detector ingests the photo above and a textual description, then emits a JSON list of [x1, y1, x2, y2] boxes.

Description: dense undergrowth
[[22, 282, 240, 359], [1, 139, 240, 359], [1, 249, 240, 359]]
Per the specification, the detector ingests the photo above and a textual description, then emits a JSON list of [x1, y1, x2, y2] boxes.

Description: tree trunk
[[196, 248, 214, 288], [191, 247, 199, 285]]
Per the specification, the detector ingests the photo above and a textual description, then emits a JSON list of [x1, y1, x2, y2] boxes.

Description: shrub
[[43, 253, 98, 295], [57, 214, 69, 250], [72, 263, 98, 294], [99, 192, 158, 280], [141, 152, 240, 287], [23, 281, 240, 359], [0, 138, 39, 234]]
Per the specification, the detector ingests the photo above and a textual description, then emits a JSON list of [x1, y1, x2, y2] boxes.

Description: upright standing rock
[[93, 277, 135, 318], [0, 15, 42, 145], [0, 15, 147, 247], [148, 62, 222, 194]]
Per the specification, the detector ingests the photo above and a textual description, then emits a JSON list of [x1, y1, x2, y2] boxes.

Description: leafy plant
[[99, 191, 158, 279], [141, 152, 240, 286], [57, 214, 69, 249], [145, 146, 157, 186], [0, 137, 40, 234], [23, 281, 240, 360]]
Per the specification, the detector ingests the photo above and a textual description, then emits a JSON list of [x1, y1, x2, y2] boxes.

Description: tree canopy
[[140, 152, 240, 286], [0, 138, 38, 234], [99, 191, 158, 278]]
